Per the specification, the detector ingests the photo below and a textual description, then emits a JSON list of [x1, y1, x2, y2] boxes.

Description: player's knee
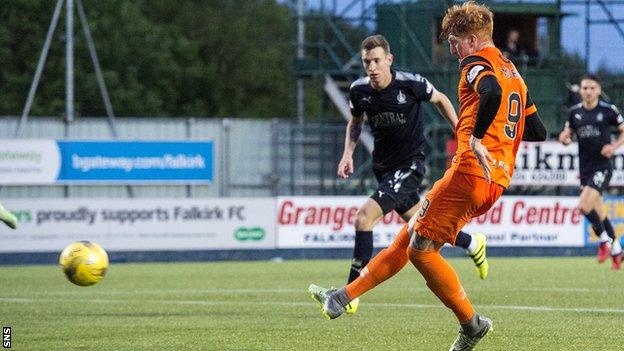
[[408, 231, 438, 251], [406, 234, 437, 269], [354, 208, 375, 230], [577, 202, 592, 214]]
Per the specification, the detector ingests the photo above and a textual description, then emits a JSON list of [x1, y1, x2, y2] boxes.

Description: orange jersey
[[450, 46, 537, 188]]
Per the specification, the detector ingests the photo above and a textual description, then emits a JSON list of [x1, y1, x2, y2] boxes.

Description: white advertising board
[[512, 141, 624, 186], [463, 196, 585, 247], [0, 139, 213, 184], [0, 139, 60, 184], [0, 198, 275, 252], [277, 196, 585, 248], [277, 196, 405, 248]]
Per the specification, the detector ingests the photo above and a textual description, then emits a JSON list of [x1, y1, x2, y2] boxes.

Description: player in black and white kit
[[559, 74, 624, 269], [338, 35, 488, 314]]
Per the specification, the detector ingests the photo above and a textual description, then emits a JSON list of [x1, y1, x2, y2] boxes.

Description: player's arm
[[338, 114, 364, 179], [601, 106, 624, 158], [428, 89, 458, 130], [522, 113, 547, 141], [559, 108, 575, 145], [338, 88, 366, 179], [558, 122, 573, 145], [411, 74, 457, 129], [602, 123, 624, 157], [522, 92, 547, 141], [470, 74, 502, 183]]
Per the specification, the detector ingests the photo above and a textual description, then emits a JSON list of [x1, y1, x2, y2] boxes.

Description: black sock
[[603, 217, 616, 240], [455, 231, 472, 249], [348, 231, 373, 283], [583, 210, 605, 235], [461, 314, 481, 336], [333, 287, 352, 306]]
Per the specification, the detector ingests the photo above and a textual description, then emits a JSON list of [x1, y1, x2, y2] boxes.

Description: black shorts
[[580, 168, 612, 194], [371, 161, 425, 215]]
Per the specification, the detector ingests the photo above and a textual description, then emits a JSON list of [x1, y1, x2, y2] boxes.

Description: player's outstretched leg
[[345, 224, 411, 301], [449, 315, 493, 351], [308, 284, 350, 320], [346, 224, 411, 315], [0, 202, 17, 229], [407, 237, 491, 350], [309, 225, 411, 319], [456, 231, 489, 279]]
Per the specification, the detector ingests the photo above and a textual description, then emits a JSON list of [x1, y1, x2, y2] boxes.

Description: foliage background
[[0, 0, 294, 117]]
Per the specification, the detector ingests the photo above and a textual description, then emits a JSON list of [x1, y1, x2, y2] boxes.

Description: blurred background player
[[0, 201, 17, 229], [500, 28, 537, 66], [501, 29, 522, 60], [558, 74, 624, 269], [311, 2, 546, 350], [339, 34, 489, 313]]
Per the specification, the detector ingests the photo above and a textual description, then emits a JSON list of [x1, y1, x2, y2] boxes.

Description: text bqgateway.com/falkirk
[[71, 154, 206, 172]]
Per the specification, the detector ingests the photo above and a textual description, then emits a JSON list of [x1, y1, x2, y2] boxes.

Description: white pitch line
[[0, 297, 31, 303], [2, 297, 624, 315], [478, 304, 624, 314], [516, 287, 594, 293], [366, 302, 624, 314], [16, 286, 623, 297], [28, 288, 306, 296]]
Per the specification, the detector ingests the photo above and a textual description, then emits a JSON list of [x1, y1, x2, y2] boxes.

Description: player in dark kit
[[338, 35, 489, 314], [559, 74, 624, 269]]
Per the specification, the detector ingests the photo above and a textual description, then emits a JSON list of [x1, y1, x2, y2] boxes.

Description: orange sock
[[345, 224, 410, 300], [407, 247, 475, 323]]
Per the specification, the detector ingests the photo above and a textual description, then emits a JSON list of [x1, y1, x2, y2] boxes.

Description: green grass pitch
[[0, 257, 623, 350]]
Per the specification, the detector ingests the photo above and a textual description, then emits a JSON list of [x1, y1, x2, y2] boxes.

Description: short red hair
[[440, 1, 493, 40]]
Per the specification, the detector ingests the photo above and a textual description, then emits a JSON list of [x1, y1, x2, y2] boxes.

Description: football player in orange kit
[[309, 2, 547, 350]]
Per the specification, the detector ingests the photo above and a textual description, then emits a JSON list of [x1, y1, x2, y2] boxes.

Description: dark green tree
[[0, 0, 294, 117]]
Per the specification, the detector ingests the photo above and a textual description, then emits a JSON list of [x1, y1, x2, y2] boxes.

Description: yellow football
[[59, 241, 109, 286]]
